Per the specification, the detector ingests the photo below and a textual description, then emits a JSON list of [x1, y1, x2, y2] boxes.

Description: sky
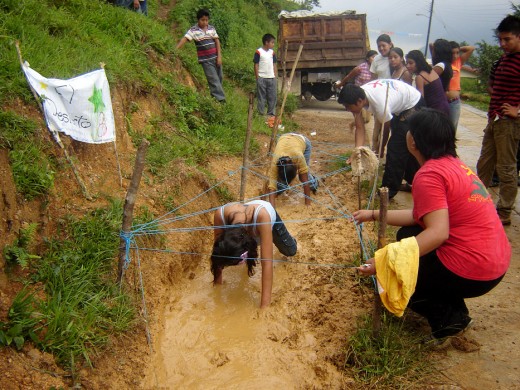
[[315, 0, 516, 56]]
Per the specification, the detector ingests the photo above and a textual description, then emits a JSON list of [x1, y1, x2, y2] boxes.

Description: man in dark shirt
[[476, 15, 520, 226]]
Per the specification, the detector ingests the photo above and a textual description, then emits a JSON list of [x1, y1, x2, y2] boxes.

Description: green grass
[[460, 77, 490, 112], [0, 110, 56, 199], [1, 199, 138, 368], [343, 313, 432, 388]]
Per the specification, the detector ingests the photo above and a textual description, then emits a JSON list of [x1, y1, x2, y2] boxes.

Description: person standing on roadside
[[448, 42, 475, 129], [406, 50, 450, 117], [389, 47, 413, 85], [335, 50, 378, 134], [176, 9, 226, 102], [430, 39, 454, 92], [254, 34, 278, 127], [476, 15, 520, 226], [336, 50, 378, 88], [370, 34, 394, 157]]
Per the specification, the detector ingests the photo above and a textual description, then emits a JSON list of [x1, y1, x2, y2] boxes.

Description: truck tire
[[311, 84, 333, 101]]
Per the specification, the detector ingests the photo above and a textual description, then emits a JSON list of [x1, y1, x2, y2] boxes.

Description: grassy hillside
[[0, 0, 306, 373]]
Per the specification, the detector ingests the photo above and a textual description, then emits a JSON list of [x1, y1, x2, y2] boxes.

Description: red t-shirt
[[412, 156, 510, 280]]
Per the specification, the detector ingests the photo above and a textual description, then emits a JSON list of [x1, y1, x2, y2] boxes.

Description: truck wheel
[[311, 84, 333, 101], [303, 91, 312, 101]]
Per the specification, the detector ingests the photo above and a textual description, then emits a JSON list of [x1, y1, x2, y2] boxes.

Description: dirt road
[[144, 100, 520, 389]]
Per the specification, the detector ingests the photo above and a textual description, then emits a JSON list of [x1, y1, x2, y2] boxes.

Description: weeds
[[344, 312, 431, 388], [0, 110, 55, 199], [0, 199, 140, 368], [3, 223, 41, 269], [0, 289, 42, 350]]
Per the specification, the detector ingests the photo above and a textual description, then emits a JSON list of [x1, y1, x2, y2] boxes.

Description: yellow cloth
[[374, 237, 419, 317]]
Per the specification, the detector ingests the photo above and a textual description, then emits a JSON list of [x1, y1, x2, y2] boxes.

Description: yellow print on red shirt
[[461, 164, 492, 202]]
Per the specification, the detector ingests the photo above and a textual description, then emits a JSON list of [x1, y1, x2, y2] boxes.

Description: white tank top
[[219, 200, 276, 237]]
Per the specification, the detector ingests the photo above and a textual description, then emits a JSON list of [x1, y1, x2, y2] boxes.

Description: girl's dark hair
[[277, 157, 297, 187], [365, 50, 378, 60], [211, 227, 258, 278], [376, 34, 393, 45], [432, 39, 453, 90], [406, 50, 432, 73], [389, 47, 404, 58], [450, 40, 460, 50], [408, 108, 457, 160], [389, 47, 405, 72], [196, 8, 210, 20]]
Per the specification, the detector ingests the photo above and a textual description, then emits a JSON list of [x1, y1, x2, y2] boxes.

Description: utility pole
[[424, 0, 434, 58]]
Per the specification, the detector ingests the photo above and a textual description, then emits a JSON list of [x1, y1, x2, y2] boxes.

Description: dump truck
[[278, 10, 370, 101]]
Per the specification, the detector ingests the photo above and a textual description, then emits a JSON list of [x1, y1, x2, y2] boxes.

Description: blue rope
[[127, 246, 361, 268]]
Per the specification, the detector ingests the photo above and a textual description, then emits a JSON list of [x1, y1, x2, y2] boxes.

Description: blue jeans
[[449, 98, 461, 130], [272, 212, 297, 256], [115, 0, 147, 15], [201, 60, 226, 102], [256, 77, 277, 116], [276, 136, 319, 193]]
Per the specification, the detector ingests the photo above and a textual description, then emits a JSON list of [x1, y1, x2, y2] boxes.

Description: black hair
[[450, 41, 460, 50], [262, 33, 276, 45], [431, 39, 453, 90], [406, 50, 432, 73], [277, 156, 297, 187], [389, 47, 404, 58], [376, 34, 393, 45], [365, 50, 378, 60], [211, 227, 258, 279], [408, 108, 457, 160], [196, 8, 210, 20], [337, 84, 366, 106], [496, 14, 520, 35]]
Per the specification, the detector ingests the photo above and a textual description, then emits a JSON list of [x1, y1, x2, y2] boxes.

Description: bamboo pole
[[262, 44, 303, 197], [267, 44, 303, 155], [240, 92, 254, 201], [372, 187, 389, 338], [15, 41, 92, 200], [280, 40, 288, 98], [118, 138, 150, 282]]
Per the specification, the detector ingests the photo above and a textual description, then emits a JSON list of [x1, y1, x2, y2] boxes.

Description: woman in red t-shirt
[[353, 109, 510, 341]]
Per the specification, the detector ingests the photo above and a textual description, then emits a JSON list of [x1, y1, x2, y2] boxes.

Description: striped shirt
[[488, 52, 520, 119], [184, 24, 219, 63], [355, 62, 372, 86]]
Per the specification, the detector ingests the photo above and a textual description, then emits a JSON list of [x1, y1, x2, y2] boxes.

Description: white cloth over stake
[[22, 62, 115, 144]]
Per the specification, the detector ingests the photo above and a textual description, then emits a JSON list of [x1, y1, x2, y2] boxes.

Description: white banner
[[22, 62, 116, 144]]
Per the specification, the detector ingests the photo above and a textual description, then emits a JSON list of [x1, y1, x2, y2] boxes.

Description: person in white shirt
[[369, 34, 394, 158], [338, 80, 424, 199], [253, 34, 278, 123]]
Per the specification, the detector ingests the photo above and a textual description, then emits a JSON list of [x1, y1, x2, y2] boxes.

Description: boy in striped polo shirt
[[476, 14, 520, 226], [176, 9, 226, 102]]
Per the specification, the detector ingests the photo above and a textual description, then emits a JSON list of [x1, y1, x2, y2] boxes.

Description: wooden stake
[[267, 44, 303, 155], [118, 139, 150, 283], [240, 92, 254, 201], [262, 44, 303, 197], [372, 186, 389, 338], [280, 39, 288, 98], [15, 41, 92, 200]]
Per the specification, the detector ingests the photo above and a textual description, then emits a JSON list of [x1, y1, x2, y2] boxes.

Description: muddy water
[[149, 262, 305, 388]]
